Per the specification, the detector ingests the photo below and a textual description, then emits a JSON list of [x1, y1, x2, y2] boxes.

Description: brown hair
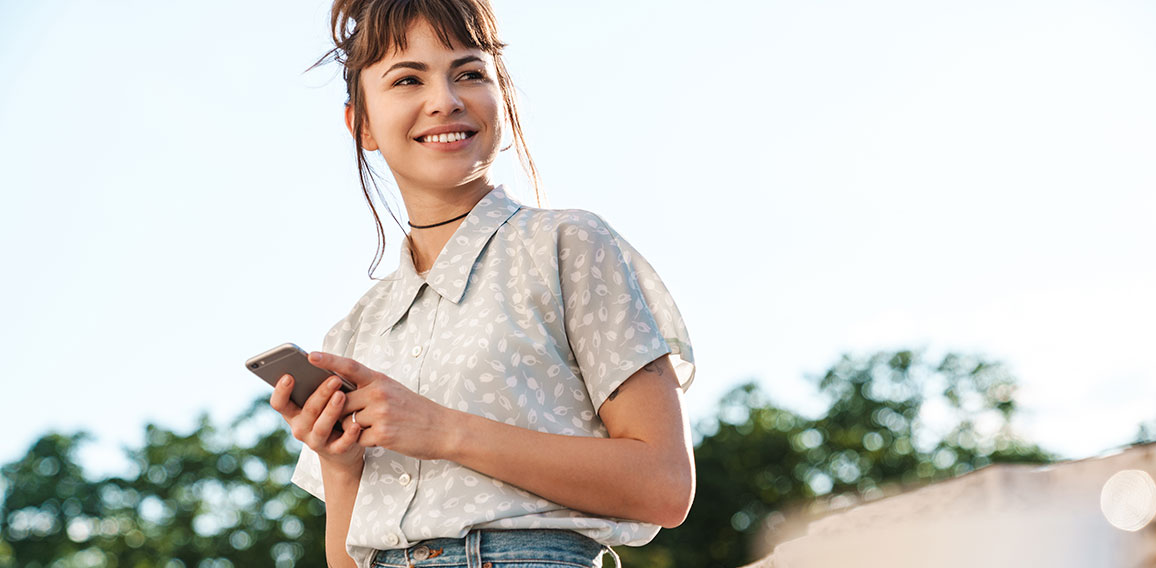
[[315, 0, 541, 277]]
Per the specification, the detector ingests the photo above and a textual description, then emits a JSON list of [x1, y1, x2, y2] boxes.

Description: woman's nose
[[426, 78, 464, 116]]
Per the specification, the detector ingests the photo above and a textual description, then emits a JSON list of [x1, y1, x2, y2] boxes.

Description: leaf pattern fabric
[[291, 186, 694, 566]]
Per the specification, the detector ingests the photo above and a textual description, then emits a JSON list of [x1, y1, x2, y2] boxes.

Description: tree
[[1, 401, 327, 567], [0, 433, 104, 567], [631, 349, 1054, 568]]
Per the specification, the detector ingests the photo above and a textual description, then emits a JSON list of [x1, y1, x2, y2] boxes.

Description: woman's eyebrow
[[383, 61, 427, 77], [381, 56, 485, 78], [450, 55, 483, 68]]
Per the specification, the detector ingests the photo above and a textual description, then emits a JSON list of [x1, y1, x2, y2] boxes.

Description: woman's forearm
[[439, 372, 695, 528], [320, 457, 364, 568], [443, 411, 692, 527], [310, 352, 696, 529]]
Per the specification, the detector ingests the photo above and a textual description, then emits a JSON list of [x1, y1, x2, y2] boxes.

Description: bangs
[[345, 0, 505, 69]]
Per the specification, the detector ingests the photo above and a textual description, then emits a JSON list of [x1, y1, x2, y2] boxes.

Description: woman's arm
[[314, 351, 695, 528], [447, 355, 695, 527], [270, 375, 365, 568], [318, 458, 363, 568]]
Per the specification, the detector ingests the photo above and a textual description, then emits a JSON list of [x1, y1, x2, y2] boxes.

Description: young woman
[[269, 1, 696, 566]]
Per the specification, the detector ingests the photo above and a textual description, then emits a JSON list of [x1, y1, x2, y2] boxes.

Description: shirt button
[[386, 534, 400, 546], [411, 345, 423, 357], [399, 473, 412, 485]]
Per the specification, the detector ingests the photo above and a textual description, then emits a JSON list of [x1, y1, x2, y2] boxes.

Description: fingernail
[[279, 375, 290, 386], [309, 352, 322, 362]]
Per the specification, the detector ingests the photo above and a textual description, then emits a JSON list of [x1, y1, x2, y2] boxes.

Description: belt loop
[[601, 545, 622, 568], [465, 530, 482, 568]]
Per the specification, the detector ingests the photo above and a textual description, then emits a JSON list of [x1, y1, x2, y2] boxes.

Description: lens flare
[[1100, 469, 1156, 531]]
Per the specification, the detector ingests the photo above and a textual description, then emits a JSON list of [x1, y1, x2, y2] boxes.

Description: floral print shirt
[[292, 186, 694, 565]]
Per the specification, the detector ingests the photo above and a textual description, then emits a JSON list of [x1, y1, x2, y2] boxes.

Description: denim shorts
[[369, 529, 621, 568]]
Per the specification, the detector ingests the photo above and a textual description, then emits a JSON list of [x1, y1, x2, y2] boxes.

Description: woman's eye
[[459, 70, 486, 81], [393, 76, 421, 87]]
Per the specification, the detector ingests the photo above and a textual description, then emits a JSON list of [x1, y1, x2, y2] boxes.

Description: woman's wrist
[[438, 407, 472, 463], [319, 451, 366, 482]]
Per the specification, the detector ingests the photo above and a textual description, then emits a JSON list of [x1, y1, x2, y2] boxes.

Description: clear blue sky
[[2, 0, 1154, 478]]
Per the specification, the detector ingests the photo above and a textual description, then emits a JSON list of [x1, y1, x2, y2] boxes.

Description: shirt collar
[[376, 185, 522, 331]]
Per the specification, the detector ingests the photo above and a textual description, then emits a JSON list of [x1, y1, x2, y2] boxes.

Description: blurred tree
[[2, 349, 1054, 568], [630, 349, 1054, 568], [0, 432, 103, 567], [0, 401, 327, 567]]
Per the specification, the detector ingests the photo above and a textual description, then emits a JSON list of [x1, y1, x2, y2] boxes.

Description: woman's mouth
[[416, 131, 477, 144]]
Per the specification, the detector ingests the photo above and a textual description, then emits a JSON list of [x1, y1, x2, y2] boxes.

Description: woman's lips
[[415, 131, 477, 152]]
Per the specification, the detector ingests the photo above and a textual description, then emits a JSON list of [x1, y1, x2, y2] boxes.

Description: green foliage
[[0, 402, 326, 568], [1, 349, 1056, 568], [639, 350, 1054, 568], [0, 433, 103, 567]]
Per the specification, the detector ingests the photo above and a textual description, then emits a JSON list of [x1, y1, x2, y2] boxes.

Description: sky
[[1, 0, 1154, 479]]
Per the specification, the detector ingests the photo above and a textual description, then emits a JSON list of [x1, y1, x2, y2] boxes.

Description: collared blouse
[[292, 186, 694, 566]]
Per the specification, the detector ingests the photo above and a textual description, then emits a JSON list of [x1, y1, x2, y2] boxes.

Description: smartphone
[[245, 343, 355, 407]]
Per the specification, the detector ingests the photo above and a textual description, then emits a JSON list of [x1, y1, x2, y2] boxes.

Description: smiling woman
[[316, 0, 540, 278], [265, 1, 696, 568], [350, 23, 504, 224]]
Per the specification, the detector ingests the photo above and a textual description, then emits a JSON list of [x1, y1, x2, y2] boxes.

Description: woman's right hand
[[270, 374, 364, 471]]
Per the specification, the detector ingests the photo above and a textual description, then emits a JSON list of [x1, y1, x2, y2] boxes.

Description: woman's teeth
[[421, 132, 471, 143]]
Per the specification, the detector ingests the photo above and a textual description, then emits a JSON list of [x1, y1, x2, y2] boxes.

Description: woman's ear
[[344, 104, 379, 152]]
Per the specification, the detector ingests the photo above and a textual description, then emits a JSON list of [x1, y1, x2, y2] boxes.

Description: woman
[[269, 1, 695, 566]]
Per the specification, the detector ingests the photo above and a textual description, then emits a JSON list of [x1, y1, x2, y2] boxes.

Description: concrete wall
[[746, 444, 1156, 568]]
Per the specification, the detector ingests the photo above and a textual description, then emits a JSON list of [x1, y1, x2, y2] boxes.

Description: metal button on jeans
[[411, 546, 430, 561]]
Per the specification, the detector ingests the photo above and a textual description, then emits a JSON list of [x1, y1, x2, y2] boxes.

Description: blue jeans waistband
[[369, 529, 619, 568]]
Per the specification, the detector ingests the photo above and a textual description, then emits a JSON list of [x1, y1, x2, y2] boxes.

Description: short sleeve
[[291, 446, 325, 501], [557, 212, 695, 412]]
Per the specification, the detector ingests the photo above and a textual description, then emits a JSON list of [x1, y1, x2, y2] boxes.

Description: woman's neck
[[400, 179, 494, 274]]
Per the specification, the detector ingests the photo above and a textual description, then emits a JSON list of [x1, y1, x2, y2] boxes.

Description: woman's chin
[[394, 169, 492, 193]]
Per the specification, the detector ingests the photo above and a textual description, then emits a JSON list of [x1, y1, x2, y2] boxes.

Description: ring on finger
[[351, 411, 358, 426]]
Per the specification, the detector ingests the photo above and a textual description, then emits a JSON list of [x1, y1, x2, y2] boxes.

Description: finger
[[340, 411, 365, 434], [299, 375, 348, 422], [269, 375, 299, 417], [310, 389, 347, 441], [342, 387, 370, 417], [309, 351, 374, 387], [328, 420, 362, 454]]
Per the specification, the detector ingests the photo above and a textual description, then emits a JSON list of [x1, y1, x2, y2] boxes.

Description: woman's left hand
[[306, 351, 453, 460]]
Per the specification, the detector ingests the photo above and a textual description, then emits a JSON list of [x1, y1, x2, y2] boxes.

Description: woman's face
[[353, 19, 504, 194]]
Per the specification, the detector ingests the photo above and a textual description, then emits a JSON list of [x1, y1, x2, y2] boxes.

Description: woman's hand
[[270, 372, 364, 471], [307, 351, 453, 460]]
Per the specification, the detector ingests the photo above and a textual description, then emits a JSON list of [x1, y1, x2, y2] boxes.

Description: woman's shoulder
[[320, 276, 396, 352], [508, 203, 620, 246]]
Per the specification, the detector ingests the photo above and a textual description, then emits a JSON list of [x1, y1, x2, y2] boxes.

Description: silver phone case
[[245, 343, 354, 407]]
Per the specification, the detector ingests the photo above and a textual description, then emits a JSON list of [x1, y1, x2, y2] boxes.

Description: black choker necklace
[[408, 211, 469, 229]]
